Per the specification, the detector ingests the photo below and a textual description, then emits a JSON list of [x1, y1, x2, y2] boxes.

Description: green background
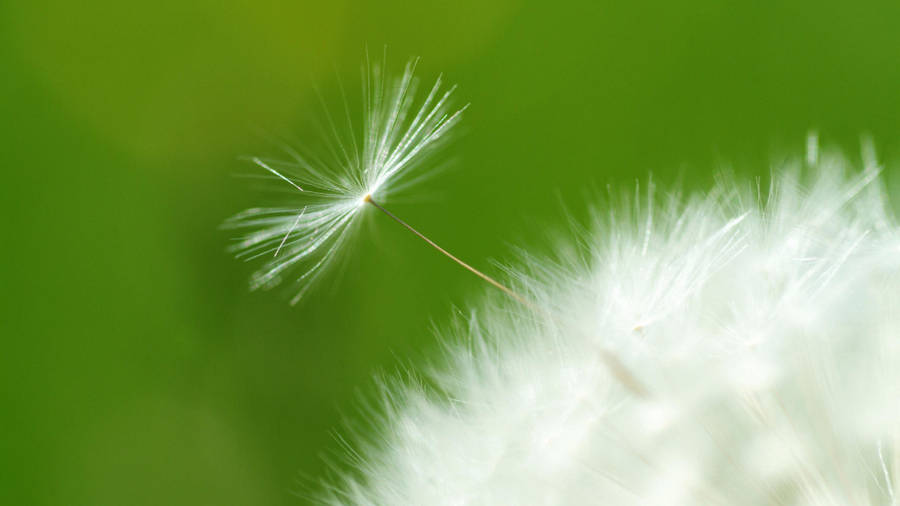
[[3, 1, 899, 504]]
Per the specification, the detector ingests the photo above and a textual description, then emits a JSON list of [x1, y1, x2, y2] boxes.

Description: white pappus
[[319, 141, 900, 505], [224, 57, 465, 303]]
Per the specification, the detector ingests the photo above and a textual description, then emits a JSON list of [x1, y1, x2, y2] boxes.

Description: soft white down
[[322, 145, 900, 506]]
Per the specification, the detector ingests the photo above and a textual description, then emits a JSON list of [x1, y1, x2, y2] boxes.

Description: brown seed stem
[[365, 195, 535, 308]]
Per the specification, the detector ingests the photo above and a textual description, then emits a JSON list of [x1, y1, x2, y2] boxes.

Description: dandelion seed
[[224, 56, 471, 303], [226, 55, 553, 331]]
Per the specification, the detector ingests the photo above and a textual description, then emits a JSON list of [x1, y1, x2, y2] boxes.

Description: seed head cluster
[[321, 147, 900, 505]]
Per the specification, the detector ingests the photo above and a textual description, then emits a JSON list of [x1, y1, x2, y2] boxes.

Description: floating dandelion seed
[[225, 56, 478, 303]]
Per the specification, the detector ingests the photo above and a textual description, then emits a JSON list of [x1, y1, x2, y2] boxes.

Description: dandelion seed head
[[321, 142, 900, 505], [224, 56, 465, 302]]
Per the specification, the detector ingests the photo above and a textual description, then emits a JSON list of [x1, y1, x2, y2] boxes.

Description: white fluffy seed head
[[321, 142, 900, 505], [224, 57, 465, 302]]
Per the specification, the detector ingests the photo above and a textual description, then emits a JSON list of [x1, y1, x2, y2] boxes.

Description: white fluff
[[224, 58, 464, 303], [321, 144, 900, 505]]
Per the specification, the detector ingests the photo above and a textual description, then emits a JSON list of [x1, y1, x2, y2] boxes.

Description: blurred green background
[[3, 0, 900, 504]]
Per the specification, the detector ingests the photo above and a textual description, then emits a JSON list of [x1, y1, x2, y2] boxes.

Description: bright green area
[[3, 1, 899, 504]]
